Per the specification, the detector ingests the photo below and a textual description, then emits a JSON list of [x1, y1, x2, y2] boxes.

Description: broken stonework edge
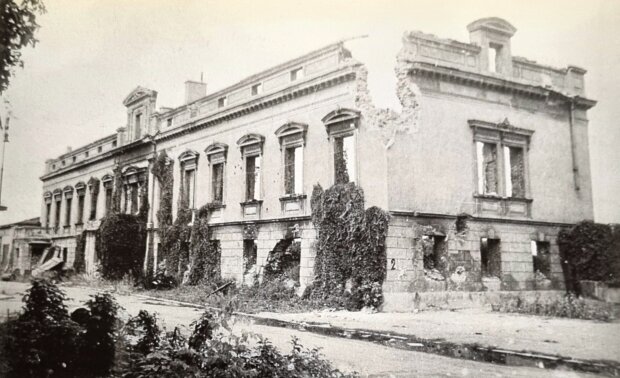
[[133, 293, 620, 376]]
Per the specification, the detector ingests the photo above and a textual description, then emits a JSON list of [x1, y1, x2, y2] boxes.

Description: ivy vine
[[309, 183, 389, 310]]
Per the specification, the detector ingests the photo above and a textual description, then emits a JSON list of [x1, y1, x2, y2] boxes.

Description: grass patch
[[491, 292, 615, 322]]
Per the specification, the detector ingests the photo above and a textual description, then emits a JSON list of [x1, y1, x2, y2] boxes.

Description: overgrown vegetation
[[308, 183, 389, 310], [95, 164, 149, 281], [559, 221, 620, 293], [1, 279, 121, 377], [73, 231, 86, 273], [1, 280, 356, 377], [491, 292, 614, 322]]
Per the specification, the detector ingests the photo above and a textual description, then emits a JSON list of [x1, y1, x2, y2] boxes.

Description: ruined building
[[1, 18, 595, 310]]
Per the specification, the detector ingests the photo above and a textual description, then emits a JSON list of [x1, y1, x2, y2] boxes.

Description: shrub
[[4, 279, 82, 377], [97, 212, 147, 280], [128, 310, 161, 355], [80, 293, 120, 376], [558, 221, 619, 293]]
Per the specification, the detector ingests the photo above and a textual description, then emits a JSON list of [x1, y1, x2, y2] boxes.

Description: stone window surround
[[205, 142, 229, 208], [275, 122, 308, 214], [322, 108, 360, 186], [179, 150, 199, 209], [121, 166, 147, 215], [470, 118, 534, 218], [237, 134, 265, 218]]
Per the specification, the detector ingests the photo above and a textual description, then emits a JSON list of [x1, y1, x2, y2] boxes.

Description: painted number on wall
[[390, 258, 396, 270]]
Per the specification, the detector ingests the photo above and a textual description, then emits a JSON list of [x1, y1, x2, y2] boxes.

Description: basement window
[[480, 238, 501, 278], [531, 241, 551, 277], [243, 240, 257, 275], [422, 235, 446, 271]]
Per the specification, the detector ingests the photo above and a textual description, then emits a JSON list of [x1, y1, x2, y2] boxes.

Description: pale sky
[[1, 0, 619, 225]]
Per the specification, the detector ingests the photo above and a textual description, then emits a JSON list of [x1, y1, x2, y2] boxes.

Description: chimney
[[185, 80, 207, 104]]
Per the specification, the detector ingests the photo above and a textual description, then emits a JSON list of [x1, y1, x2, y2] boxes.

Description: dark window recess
[[134, 113, 142, 139], [482, 142, 498, 195], [72, 156, 76, 163], [54, 200, 61, 227], [290, 67, 303, 81], [480, 238, 501, 278], [509, 146, 525, 198], [112, 141, 117, 148], [245, 156, 258, 200], [284, 147, 296, 195], [334, 136, 349, 184], [251, 83, 262, 95], [65, 198, 72, 226], [422, 235, 446, 271], [90, 190, 98, 220], [130, 185, 139, 214], [85, 151, 89, 158], [212, 163, 224, 202], [533, 241, 551, 277], [77, 195, 85, 223], [167, 118, 172, 127], [243, 240, 257, 275], [98, 146, 102, 153], [45, 203, 51, 229], [105, 188, 113, 212], [264, 238, 301, 283], [218, 97, 227, 108]]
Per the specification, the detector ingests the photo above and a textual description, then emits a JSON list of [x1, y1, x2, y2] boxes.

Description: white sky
[[0, 0, 619, 224]]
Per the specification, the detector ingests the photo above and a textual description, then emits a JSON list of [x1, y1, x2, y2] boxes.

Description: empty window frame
[[243, 240, 258, 275], [480, 238, 501, 278], [334, 134, 356, 184], [76, 193, 85, 224], [531, 240, 551, 277], [134, 113, 142, 139], [290, 67, 303, 81], [422, 235, 446, 271], [211, 162, 224, 203], [64, 196, 72, 226], [167, 118, 173, 127], [471, 120, 532, 198], [103, 179, 113, 215], [284, 146, 303, 195], [54, 197, 62, 229], [184, 168, 196, 208], [45, 202, 51, 229], [89, 180, 100, 221], [488, 43, 502, 73], [245, 155, 261, 201], [251, 83, 262, 96]]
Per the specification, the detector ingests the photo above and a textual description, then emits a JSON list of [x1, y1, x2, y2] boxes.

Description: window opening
[[480, 238, 501, 278], [334, 134, 355, 184], [245, 155, 261, 200], [212, 162, 224, 202], [531, 241, 551, 277]]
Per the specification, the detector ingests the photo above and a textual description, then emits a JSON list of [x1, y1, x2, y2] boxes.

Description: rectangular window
[[334, 134, 356, 184], [72, 156, 76, 163], [531, 241, 551, 277], [476, 141, 498, 195], [45, 203, 51, 229], [422, 235, 446, 271], [65, 198, 72, 226], [89, 190, 98, 220], [85, 151, 89, 158], [251, 83, 262, 96], [184, 169, 196, 208], [488, 43, 501, 73], [504, 146, 525, 198], [112, 141, 117, 148], [98, 146, 102, 153], [77, 195, 85, 224], [245, 155, 261, 200], [218, 97, 227, 108], [212, 162, 224, 203], [480, 238, 501, 278], [134, 113, 142, 139], [130, 185, 139, 214], [105, 188, 113, 213], [167, 118, 173, 127], [284, 146, 303, 195], [55, 200, 61, 228], [290, 67, 303, 81]]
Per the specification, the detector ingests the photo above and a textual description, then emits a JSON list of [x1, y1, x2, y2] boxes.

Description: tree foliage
[[0, 0, 46, 93]]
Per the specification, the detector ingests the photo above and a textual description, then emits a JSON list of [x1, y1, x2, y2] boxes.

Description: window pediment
[[53, 188, 62, 198], [63, 185, 74, 199], [237, 133, 265, 157], [275, 122, 307, 148], [205, 142, 228, 164], [179, 150, 199, 170], [75, 181, 86, 196], [469, 118, 534, 142], [323, 108, 360, 137], [122, 166, 147, 184]]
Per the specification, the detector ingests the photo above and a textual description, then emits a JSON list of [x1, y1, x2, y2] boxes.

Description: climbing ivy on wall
[[309, 183, 389, 310], [187, 205, 221, 285], [73, 232, 86, 273], [151, 151, 174, 230], [95, 163, 149, 280]]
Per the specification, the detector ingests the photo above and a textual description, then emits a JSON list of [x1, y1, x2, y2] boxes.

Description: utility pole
[[0, 115, 9, 211]]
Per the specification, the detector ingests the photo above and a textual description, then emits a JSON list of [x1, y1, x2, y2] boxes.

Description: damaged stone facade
[[2, 17, 595, 311]]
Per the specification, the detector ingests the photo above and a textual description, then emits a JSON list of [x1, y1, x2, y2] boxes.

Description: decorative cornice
[[408, 62, 596, 110], [390, 210, 574, 228]]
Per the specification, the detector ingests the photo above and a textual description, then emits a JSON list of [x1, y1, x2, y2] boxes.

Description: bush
[[97, 212, 147, 281], [491, 292, 614, 322], [4, 279, 82, 377], [80, 293, 120, 375], [558, 221, 619, 293]]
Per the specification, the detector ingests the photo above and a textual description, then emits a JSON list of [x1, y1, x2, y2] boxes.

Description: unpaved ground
[[0, 282, 603, 377], [255, 308, 620, 363]]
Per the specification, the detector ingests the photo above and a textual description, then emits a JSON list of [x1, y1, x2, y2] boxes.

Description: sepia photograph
[[0, 0, 619, 376]]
